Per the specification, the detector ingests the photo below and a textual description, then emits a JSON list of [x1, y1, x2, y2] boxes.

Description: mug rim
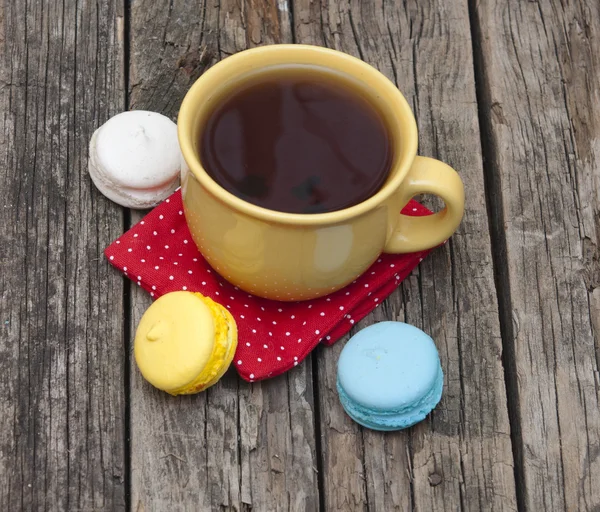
[[178, 44, 418, 226]]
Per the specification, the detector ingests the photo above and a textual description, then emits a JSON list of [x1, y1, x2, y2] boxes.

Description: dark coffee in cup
[[198, 65, 393, 214]]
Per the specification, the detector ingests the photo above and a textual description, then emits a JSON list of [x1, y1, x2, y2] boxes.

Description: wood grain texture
[[0, 0, 127, 510], [473, 0, 600, 510], [127, 1, 318, 510], [293, 0, 518, 510], [6, 0, 597, 509]]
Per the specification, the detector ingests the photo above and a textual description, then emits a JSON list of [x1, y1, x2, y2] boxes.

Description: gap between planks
[[466, 1, 526, 511]]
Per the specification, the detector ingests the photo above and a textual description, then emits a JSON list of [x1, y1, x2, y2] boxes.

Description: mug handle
[[383, 156, 465, 254]]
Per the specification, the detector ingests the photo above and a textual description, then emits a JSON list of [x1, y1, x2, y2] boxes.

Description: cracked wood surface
[[1, 0, 599, 510], [473, 1, 600, 510], [0, 0, 127, 510]]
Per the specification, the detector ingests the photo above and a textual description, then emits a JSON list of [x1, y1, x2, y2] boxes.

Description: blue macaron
[[336, 321, 443, 431]]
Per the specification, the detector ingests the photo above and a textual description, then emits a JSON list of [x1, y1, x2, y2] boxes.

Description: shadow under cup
[[178, 45, 419, 301]]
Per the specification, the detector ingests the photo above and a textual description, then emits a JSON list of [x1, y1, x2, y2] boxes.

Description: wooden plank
[[127, 1, 318, 510], [0, 0, 127, 510], [472, 0, 600, 510], [293, 0, 518, 510]]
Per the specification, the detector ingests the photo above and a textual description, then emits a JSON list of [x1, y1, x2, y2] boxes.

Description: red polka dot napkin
[[105, 190, 433, 382]]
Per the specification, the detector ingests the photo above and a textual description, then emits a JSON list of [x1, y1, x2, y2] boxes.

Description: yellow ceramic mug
[[178, 45, 464, 301]]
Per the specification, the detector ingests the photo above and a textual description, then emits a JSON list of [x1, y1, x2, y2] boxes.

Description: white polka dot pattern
[[104, 190, 435, 382]]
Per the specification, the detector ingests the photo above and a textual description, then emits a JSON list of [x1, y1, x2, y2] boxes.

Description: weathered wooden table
[[2, 0, 599, 510]]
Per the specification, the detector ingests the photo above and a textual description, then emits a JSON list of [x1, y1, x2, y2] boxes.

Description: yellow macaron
[[134, 291, 238, 395]]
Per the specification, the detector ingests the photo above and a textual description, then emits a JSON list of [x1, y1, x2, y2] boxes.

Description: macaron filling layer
[[337, 364, 443, 430], [168, 294, 237, 395]]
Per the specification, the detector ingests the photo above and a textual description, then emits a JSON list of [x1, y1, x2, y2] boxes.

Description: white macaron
[[88, 111, 182, 209]]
